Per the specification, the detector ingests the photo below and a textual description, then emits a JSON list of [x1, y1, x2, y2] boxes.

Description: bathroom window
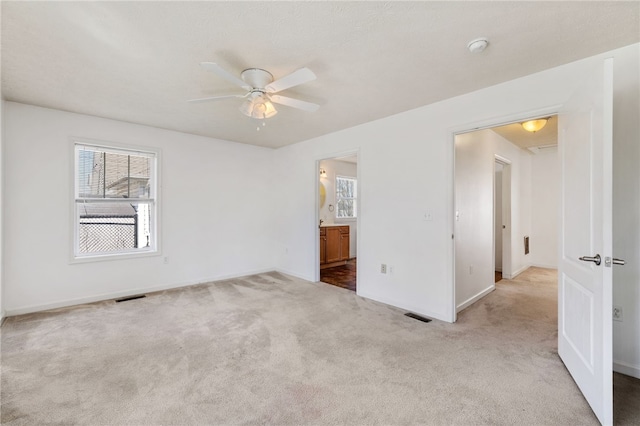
[[73, 142, 158, 260], [336, 176, 357, 219]]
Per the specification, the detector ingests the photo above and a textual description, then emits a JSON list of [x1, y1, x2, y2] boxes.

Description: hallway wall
[[530, 148, 559, 269], [455, 129, 531, 311]]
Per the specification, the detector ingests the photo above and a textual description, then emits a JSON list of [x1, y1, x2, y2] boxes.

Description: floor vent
[[405, 312, 432, 323], [115, 295, 146, 303]]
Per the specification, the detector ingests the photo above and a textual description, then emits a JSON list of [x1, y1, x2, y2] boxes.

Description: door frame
[[493, 155, 512, 280], [314, 148, 360, 286], [449, 105, 562, 322]]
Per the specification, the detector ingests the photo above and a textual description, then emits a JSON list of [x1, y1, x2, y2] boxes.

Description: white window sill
[[70, 249, 160, 264]]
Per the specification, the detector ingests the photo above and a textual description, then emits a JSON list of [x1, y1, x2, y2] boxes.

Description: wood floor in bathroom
[[320, 259, 356, 292]]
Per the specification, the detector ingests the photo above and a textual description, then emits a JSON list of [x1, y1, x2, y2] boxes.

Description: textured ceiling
[[2, 2, 638, 148]]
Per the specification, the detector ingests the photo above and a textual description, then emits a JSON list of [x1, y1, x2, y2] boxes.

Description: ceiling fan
[[189, 63, 319, 119]]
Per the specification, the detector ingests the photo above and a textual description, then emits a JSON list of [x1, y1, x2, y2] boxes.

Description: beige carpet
[[1, 268, 638, 425]]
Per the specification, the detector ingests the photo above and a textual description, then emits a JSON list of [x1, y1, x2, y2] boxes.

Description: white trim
[[456, 285, 495, 313], [494, 154, 512, 165], [357, 289, 447, 323], [509, 264, 530, 279], [448, 106, 563, 136], [4, 267, 274, 317], [69, 249, 161, 264], [613, 360, 640, 379], [530, 263, 557, 270], [275, 268, 314, 283]]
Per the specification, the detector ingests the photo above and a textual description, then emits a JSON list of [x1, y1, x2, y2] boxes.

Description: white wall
[[0, 99, 4, 322], [273, 43, 639, 375], [611, 44, 640, 379], [319, 158, 357, 258], [495, 164, 503, 271], [454, 129, 532, 310], [530, 148, 559, 269], [3, 103, 276, 314]]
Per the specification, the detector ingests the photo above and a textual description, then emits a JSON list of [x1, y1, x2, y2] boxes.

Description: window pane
[[77, 202, 152, 254], [336, 177, 357, 198], [337, 199, 356, 218], [77, 148, 151, 199]]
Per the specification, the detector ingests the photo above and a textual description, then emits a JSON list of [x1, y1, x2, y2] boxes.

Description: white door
[[558, 58, 614, 425]]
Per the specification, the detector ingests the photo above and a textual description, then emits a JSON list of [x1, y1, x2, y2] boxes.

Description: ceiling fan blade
[[269, 95, 319, 112], [187, 93, 247, 103], [200, 62, 252, 90], [265, 68, 316, 93]]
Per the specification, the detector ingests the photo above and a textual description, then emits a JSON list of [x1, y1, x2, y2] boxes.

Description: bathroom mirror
[[319, 182, 326, 208]]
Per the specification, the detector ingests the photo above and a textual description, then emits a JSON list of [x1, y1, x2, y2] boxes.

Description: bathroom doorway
[[317, 154, 358, 291]]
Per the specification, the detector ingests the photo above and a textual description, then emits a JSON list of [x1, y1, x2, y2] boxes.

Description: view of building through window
[[336, 176, 357, 218], [75, 144, 156, 256]]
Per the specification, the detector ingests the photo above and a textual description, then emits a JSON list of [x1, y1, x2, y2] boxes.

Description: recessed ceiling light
[[467, 38, 489, 53]]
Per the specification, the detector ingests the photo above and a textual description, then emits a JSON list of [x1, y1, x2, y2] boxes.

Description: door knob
[[579, 254, 601, 265]]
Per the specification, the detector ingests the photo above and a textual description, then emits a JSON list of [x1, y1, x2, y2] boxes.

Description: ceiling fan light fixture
[[193, 62, 319, 118], [521, 118, 549, 133], [239, 94, 278, 119]]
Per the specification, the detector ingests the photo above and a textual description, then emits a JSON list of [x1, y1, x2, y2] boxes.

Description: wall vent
[[405, 312, 432, 323], [115, 295, 146, 303]]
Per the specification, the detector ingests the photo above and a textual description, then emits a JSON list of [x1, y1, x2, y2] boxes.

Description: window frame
[[335, 175, 357, 219], [70, 139, 161, 263]]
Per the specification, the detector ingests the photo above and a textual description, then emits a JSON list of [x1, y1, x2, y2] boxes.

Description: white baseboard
[[530, 263, 558, 270], [614, 360, 640, 379], [356, 289, 449, 323], [456, 285, 495, 313], [275, 268, 314, 282], [4, 267, 275, 317], [506, 264, 530, 280]]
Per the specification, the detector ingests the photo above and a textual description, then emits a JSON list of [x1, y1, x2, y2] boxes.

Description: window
[[336, 176, 357, 219], [74, 143, 158, 258]]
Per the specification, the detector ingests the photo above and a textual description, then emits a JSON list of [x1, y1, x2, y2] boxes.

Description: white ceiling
[[2, 2, 638, 149]]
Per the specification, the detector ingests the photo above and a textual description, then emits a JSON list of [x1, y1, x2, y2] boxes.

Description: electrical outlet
[[613, 306, 623, 322], [381, 264, 387, 274]]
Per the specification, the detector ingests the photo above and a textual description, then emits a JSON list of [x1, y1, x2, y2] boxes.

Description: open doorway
[[317, 154, 358, 291], [454, 115, 558, 313], [493, 158, 512, 283], [494, 161, 503, 283]]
